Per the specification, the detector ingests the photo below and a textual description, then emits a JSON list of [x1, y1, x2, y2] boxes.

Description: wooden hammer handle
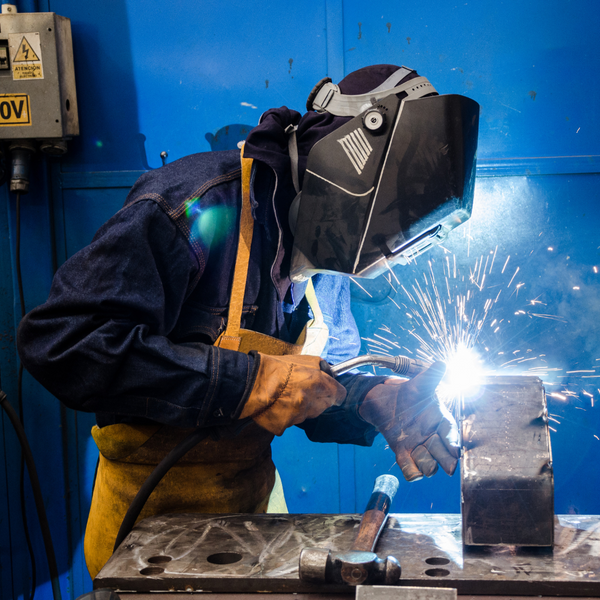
[[351, 475, 399, 552]]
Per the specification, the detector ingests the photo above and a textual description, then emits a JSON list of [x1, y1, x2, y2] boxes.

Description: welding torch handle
[[329, 354, 430, 378]]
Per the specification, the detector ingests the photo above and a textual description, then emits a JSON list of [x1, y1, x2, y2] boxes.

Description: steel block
[[461, 376, 554, 546]]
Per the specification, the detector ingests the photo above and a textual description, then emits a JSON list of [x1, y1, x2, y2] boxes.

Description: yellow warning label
[[0, 94, 32, 126], [13, 37, 40, 62], [13, 64, 43, 80], [8, 32, 44, 80]]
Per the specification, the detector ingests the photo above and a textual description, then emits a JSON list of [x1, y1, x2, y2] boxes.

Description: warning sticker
[[8, 32, 44, 80], [0, 94, 32, 126]]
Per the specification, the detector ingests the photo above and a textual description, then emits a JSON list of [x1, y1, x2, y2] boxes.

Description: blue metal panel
[[342, 0, 600, 160], [325, 0, 345, 83], [49, 0, 330, 171], [272, 429, 342, 514]]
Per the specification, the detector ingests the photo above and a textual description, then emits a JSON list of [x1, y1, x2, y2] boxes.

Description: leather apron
[[84, 146, 328, 579]]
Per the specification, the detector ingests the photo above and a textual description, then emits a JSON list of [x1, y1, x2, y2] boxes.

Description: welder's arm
[[359, 362, 460, 482], [16, 200, 256, 429]]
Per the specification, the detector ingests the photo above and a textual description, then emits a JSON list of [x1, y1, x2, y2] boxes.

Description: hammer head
[[299, 547, 401, 586]]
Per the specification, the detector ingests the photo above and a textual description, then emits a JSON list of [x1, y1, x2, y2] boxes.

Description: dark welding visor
[[289, 93, 480, 282]]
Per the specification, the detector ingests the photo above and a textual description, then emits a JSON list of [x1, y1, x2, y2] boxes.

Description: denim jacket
[[17, 150, 382, 445]]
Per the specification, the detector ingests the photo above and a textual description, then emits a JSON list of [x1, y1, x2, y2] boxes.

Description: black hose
[[14, 189, 61, 600], [15, 192, 25, 319], [113, 427, 211, 552], [0, 391, 62, 600], [18, 364, 36, 600], [16, 191, 37, 600]]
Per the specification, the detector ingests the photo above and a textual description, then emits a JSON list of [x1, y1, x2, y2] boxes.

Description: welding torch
[[324, 354, 430, 379]]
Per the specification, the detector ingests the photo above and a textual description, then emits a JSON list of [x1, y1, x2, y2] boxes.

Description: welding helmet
[[289, 65, 480, 282]]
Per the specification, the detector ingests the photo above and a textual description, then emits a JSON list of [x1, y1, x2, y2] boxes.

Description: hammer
[[299, 474, 401, 586]]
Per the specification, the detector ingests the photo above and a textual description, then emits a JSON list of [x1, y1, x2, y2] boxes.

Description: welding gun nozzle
[[328, 354, 430, 378]]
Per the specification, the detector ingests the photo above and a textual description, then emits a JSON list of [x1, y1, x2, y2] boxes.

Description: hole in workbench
[[148, 555, 172, 564], [425, 568, 450, 577], [139, 566, 164, 575], [206, 552, 243, 565], [425, 557, 450, 565]]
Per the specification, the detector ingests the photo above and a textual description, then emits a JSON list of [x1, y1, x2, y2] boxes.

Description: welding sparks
[[350, 277, 373, 298], [361, 245, 599, 444], [438, 344, 485, 405]]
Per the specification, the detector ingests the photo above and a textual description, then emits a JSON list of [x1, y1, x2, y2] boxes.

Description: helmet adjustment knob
[[363, 108, 386, 132]]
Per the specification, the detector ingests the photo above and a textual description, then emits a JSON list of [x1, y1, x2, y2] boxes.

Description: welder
[[16, 64, 476, 578]]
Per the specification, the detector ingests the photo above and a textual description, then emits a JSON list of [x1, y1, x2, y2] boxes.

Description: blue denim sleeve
[[17, 200, 254, 428], [311, 274, 361, 363]]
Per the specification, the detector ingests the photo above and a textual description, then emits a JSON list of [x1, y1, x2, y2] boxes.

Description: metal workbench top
[[95, 513, 600, 596]]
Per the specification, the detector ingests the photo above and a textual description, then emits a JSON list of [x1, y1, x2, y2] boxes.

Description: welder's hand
[[359, 362, 460, 482], [240, 353, 346, 436]]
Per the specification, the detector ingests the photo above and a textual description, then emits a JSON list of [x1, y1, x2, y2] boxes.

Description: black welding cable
[[15, 191, 25, 319], [0, 391, 62, 600], [113, 427, 211, 552], [14, 191, 62, 600], [15, 191, 37, 600], [18, 363, 36, 600]]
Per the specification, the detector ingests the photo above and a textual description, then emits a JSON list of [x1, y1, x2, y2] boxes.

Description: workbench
[[95, 512, 600, 598]]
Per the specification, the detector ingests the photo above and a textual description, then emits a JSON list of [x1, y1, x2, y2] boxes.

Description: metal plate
[[356, 585, 457, 600], [461, 376, 554, 546], [95, 513, 600, 595], [111, 597, 600, 600]]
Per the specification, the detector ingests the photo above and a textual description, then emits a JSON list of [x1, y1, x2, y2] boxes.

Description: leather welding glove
[[359, 362, 460, 482], [240, 353, 346, 436]]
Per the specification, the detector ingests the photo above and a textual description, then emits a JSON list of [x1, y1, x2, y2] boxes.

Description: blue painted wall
[[0, 0, 599, 598]]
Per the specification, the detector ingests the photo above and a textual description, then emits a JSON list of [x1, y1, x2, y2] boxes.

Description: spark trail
[[358, 248, 600, 417]]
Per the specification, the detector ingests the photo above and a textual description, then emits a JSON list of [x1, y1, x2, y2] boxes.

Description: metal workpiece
[[356, 585, 457, 600], [330, 354, 429, 378], [107, 595, 600, 600], [95, 513, 600, 596], [461, 376, 554, 547]]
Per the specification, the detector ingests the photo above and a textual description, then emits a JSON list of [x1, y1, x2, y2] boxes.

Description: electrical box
[[0, 11, 78, 148]]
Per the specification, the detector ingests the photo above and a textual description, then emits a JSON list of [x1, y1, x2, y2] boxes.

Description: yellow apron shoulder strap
[[296, 278, 329, 356], [214, 144, 255, 351], [214, 144, 329, 358]]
